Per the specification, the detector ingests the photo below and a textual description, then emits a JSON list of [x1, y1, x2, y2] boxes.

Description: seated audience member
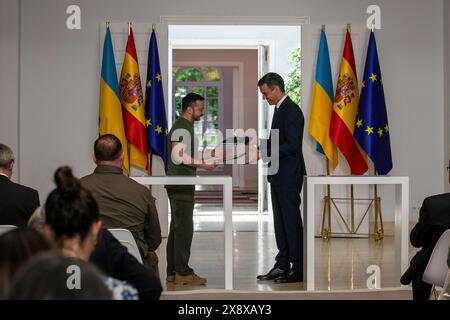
[[401, 161, 450, 300], [0, 144, 40, 226], [7, 251, 112, 300], [28, 206, 163, 300], [0, 227, 52, 299], [43, 166, 138, 300], [80, 134, 162, 276]]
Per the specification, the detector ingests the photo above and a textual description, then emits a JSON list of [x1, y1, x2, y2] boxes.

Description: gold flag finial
[[106, 21, 110, 29], [128, 22, 131, 35], [321, 24, 325, 31], [347, 24, 351, 32], [371, 22, 375, 32], [152, 23, 156, 31]]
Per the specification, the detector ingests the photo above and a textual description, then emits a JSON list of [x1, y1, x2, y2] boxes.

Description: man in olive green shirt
[[81, 134, 161, 277], [166, 92, 218, 286]]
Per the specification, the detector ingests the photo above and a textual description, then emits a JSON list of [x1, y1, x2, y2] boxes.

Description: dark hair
[[0, 228, 52, 298], [94, 134, 122, 161], [45, 166, 99, 242], [257, 72, 285, 93], [181, 92, 205, 113], [6, 251, 112, 300]]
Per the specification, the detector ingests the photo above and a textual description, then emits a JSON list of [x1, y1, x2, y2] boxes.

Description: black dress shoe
[[257, 267, 288, 281], [400, 266, 416, 285], [274, 270, 303, 283]]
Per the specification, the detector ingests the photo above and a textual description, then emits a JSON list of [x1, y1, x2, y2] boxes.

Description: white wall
[[0, 0, 447, 221], [445, 0, 450, 193], [0, 0, 20, 182]]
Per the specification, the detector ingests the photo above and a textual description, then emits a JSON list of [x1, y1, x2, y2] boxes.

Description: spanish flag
[[99, 26, 130, 174], [119, 26, 149, 171], [308, 28, 338, 170], [329, 28, 368, 175]]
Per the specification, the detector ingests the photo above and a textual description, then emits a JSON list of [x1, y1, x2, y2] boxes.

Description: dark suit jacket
[[91, 229, 162, 300], [408, 193, 450, 277], [265, 96, 306, 186], [0, 175, 40, 226]]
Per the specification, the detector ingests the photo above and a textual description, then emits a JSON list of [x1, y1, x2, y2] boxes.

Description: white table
[[132, 176, 234, 290], [303, 176, 409, 291]]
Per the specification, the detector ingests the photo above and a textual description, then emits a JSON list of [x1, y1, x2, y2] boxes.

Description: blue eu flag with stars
[[145, 29, 168, 172], [354, 31, 392, 175]]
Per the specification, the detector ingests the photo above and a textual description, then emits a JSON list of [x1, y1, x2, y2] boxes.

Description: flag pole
[[347, 22, 355, 234], [106, 21, 110, 29], [373, 167, 384, 240], [152, 23, 156, 31], [128, 22, 131, 36], [321, 24, 325, 32], [321, 157, 332, 239]]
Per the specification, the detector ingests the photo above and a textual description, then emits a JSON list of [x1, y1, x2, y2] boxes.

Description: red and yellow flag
[[119, 26, 149, 171], [329, 29, 368, 175]]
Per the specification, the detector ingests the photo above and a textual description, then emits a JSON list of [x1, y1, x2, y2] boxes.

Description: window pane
[[172, 67, 179, 77], [202, 67, 221, 81], [175, 67, 202, 81], [192, 86, 205, 96], [174, 87, 187, 118], [208, 98, 218, 122], [194, 120, 204, 150], [206, 86, 218, 97]]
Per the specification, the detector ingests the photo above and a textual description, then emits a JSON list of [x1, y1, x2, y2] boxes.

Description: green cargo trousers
[[166, 189, 195, 276]]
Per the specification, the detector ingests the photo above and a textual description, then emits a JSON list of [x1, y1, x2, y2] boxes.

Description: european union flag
[[145, 29, 168, 172], [354, 31, 392, 175]]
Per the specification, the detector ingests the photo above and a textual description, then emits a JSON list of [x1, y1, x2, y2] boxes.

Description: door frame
[[161, 16, 308, 213]]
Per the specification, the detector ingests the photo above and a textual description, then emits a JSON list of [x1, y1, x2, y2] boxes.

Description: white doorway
[[167, 24, 301, 215]]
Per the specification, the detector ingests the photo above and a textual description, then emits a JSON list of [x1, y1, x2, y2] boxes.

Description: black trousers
[[270, 183, 303, 272]]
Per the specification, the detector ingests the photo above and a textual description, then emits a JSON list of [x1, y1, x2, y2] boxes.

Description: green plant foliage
[[285, 46, 301, 106]]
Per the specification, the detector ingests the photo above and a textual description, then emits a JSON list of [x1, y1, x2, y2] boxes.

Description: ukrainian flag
[[308, 28, 338, 170], [99, 27, 130, 173]]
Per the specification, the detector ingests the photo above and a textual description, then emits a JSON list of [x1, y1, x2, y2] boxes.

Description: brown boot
[[173, 273, 207, 285]]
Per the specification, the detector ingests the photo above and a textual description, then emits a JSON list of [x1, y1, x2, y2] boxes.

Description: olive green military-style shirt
[[166, 117, 199, 190]]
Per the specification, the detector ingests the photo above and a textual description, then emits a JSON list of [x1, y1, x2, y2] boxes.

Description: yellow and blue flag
[[354, 31, 392, 175], [99, 27, 130, 173], [145, 29, 168, 172], [308, 29, 338, 169]]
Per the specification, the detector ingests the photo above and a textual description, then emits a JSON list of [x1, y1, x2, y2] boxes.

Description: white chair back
[[108, 228, 143, 264], [0, 225, 17, 236], [423, 229, 450, 288]]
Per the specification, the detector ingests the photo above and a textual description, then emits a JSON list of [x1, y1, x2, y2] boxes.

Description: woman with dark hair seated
[[42, 166, 138, 300], [0, 227, 52, 299], [7, 251, 112, 300]]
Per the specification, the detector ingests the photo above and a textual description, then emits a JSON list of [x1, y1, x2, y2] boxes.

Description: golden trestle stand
[[320, 165, 384, 241]]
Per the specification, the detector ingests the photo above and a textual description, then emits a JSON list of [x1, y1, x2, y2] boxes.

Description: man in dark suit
[[400, 160, 450, 299], [0, 144, 40, 226], [256, 73, 306, 283]]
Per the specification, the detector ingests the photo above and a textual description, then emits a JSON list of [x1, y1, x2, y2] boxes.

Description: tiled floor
[[159, 214, 417, 292]]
